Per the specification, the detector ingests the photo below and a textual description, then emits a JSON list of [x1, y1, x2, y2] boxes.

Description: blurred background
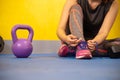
[[0, 0, 120, 40], [0, 0, 120, 53]]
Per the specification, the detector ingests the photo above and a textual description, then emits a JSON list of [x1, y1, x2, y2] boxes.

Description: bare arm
[[88, 0, 119, 51], [56, 0, 79, 46]]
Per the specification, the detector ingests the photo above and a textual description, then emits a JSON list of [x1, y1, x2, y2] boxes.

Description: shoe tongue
[[79, 41, 87, 49]]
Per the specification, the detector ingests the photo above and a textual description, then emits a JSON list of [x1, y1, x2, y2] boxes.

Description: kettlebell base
[[15, 55, 30, 58]]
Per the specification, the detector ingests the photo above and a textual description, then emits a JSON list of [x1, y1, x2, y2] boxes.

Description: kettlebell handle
[[11, 24, 34, 43]]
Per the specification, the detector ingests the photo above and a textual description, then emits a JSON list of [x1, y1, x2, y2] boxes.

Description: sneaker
[[58, 44, 76, 57], [76, 41, 92, 59]]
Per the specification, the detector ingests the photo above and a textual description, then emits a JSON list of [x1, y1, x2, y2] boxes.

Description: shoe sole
[[76, 54, 92, 59]]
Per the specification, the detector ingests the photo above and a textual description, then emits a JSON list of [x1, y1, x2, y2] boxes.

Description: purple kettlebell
[[11, 24, 34, 58]]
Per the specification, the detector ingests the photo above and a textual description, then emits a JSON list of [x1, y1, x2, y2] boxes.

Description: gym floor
[[0, 53, 120, 80]]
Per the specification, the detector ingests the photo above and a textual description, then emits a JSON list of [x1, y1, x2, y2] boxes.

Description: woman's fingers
[[87, 40, 97, 51]]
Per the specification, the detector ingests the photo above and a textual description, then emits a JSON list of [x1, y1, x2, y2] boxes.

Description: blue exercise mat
[[0, 53, 120, 80]]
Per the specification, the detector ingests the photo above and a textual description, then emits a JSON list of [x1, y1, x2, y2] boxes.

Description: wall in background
[[107, 0, 120, 39], [0, 0, 120, 40], [0, 0, 65, 40]]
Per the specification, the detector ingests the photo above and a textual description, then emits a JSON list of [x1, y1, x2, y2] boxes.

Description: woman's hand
[[87, 40, 97, 52], [65, 34, 81, 47]]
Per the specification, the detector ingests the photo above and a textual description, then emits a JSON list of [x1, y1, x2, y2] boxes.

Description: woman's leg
[[69, 4, 85, 40], [93, 38, 120, 57], [92, 40, 109, 57], [58, 4, 84, 57], [69, 4, 92, 59]]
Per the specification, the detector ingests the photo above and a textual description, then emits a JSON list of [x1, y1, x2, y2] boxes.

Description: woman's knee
[[70, 4, 83, 17]]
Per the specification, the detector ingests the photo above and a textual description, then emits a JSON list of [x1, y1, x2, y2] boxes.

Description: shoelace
[[77, 41, 88, 50]]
